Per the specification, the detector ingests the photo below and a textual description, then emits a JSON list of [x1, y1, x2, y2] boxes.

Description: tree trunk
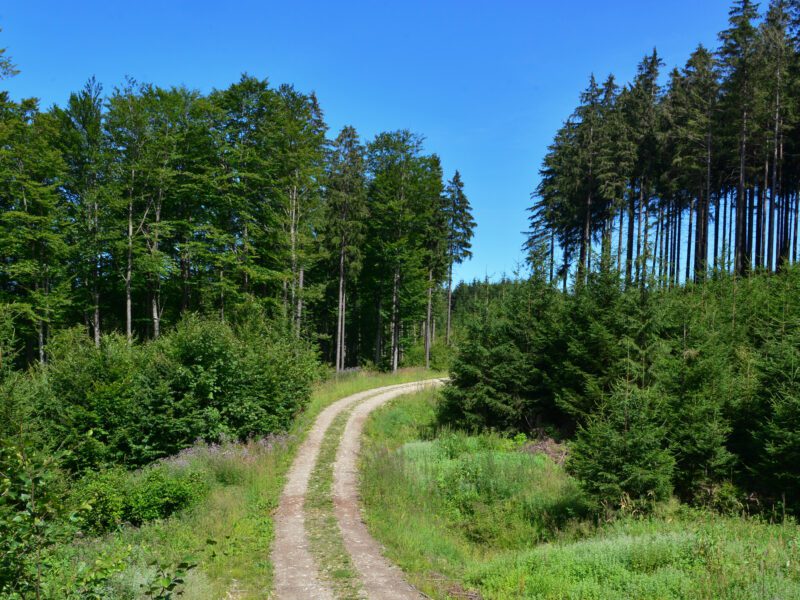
[[425, 269, 433, 369], [652, 205, 662, 281], [126, 193, 133, 344], [92, 199, 101, 347], [793, 192, 798, 264], [735, 109, 748, 276], [626, 182, 635, 286], [296, 267, 304, 336], [686, 197, 694, 283], [446, 261, 453, 345], [335, 238, 346, 372], [722, 191, 728, 271], [675, 204, 682, 287], [579, 190, 592, 284], [636, 183, 643, 285], [390, 268, 400, 373], [617, 205, 624, 275], [374, 297, 383, 365]]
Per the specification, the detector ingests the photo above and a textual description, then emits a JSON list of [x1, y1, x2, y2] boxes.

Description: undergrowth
[[361, 389, 800, 600], [35, 368, 439, 599]]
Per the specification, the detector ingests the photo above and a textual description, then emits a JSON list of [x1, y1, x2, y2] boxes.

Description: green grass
[[360, 390, 800, 600], [43, 367, 440, 599], [306, 408, 364, 599]]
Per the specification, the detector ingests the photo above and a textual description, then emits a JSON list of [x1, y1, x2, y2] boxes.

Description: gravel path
[[271, 379, 444, 600]]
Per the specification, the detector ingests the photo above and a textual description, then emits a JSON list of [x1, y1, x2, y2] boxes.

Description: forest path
[[271, 378, 445, 600]]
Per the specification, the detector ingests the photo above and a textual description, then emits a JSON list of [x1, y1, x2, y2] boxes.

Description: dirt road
[[271, 379, 445, 599]]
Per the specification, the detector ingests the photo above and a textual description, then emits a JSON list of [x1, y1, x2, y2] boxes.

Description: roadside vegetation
[[362, 390, 800, 599], [1, 315, 437, 600]]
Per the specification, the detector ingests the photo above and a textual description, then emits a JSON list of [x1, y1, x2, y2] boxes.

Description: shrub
[[15, 313, 318, 470], [0, 436, 70, 597], [126, 466, 208, 525], [73, 464, 209, 533], [72, 468, 129, 533]]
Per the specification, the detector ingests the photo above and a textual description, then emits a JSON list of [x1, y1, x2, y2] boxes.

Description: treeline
[[442, 265, 800, 514], [530, 0, 800, 287], [0, 44, 474, 371]]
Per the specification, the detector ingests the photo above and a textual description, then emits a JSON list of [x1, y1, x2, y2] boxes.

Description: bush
[[73, 464, 209, 533], [15, 313, 318, 470], [126, 466, 208, 525], [72, 468, 129, 533], [567, 384, 675, 513], [0, 437, 70, 597]]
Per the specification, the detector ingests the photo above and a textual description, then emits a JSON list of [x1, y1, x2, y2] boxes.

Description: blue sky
[[1, 1, 732, 282]]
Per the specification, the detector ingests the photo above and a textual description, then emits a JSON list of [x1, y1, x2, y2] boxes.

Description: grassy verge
[[44, 368, 440, 599], [361, 389, 800, 600]]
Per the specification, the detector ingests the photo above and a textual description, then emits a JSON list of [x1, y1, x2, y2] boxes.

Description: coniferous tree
[[444, 171, 475, 345]]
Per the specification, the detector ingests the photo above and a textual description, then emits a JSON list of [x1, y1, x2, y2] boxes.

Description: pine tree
[[444, 170, 475, 345], [718, 0, 761, 276]]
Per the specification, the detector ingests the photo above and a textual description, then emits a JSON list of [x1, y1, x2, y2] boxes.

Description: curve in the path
[[333, 380, 446, 600], [271, 379, 442, 600]]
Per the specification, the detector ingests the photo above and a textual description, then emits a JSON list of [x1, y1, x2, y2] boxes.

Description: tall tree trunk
[[746, 186, 754, 273], [675, 204, 682, 287], [126, 193, 133, 344], [722, 191, 728, 271], [296, 267, 304, 336], [336, 239, 346, 373], [686, 198, 694, 284], [446, 261, 453, 345], [390, 268, 400, 373], [735, 110, 748, 276], [92, 199, 100, 347], [151, 192, 162, 339], [626, 182, 636, 286], [641, 192, 649, 285], [636, 183, 643, 285], [728, 192, 735, 272], [579, 191, 592, 284], [425, 269, 433, 369], [652, 205, 662, 281], [757, 162, 766, 269], [793, 192, 799, 264], [714, 191, 721, 271], [374, 297, 383, 365], [617, 205, 624, 274]]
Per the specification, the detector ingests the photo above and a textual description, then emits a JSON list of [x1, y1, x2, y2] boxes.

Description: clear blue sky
[[1, 1, 732, 283]]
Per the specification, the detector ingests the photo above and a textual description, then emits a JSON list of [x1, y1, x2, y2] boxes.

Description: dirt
[[520, 435, 568, 465], [271, 379, 445, 599]]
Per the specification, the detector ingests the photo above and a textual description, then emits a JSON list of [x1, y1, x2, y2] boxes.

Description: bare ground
[[271, 379, 445, 600]]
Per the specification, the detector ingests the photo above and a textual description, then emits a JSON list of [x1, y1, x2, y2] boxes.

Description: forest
[[529, 0, 799, 286], [0, 49, 475, 372], [445, 0, 800, 516], [0, 30, 473, 597], [3, 0, 800, 598]]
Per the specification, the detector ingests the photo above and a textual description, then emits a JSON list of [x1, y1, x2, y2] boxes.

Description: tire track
[[271, 379, 442, 599]]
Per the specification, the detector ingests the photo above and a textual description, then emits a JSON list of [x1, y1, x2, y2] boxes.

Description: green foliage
[[567, 385, 675, 511], [141, 557, 198, 599], [12, 313, 317, 470], [446, 267, 800, 514], [126, 467, 207, 526], [0, 436, 70, 598], [440, 273, 563, 432], [362, 389, 800, 600], [73, 465, 208, 533]]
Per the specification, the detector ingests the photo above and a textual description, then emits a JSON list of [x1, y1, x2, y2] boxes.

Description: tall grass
[[361, 390, 800, 600], [43, 368, 440, 599]]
